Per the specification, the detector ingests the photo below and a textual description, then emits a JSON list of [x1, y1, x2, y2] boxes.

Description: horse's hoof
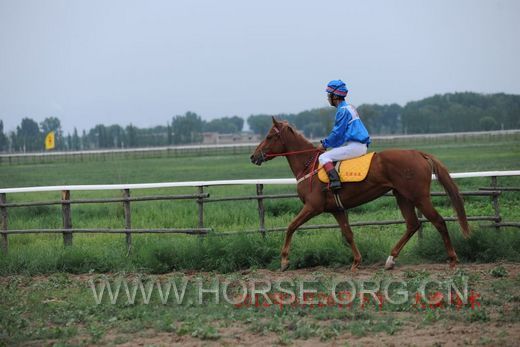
[[449, 260, 458, 269], [385, 256, 395, 270], [280, 261, 290, 272], [350, 257, 361, 272]]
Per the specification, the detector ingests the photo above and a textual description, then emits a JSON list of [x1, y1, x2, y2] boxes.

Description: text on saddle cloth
[[318, 152, 376, 183]]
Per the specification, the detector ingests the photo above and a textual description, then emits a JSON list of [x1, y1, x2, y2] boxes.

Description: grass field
[[0, 135, 519, 275], [1, 135, 519, 345]]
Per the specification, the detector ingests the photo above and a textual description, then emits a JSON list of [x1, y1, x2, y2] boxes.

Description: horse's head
[[250, 117, 293, 166]]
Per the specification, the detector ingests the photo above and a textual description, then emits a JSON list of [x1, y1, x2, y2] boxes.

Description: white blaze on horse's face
[[250, 119, 287, 166]]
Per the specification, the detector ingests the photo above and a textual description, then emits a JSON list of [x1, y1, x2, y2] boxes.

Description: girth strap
[[333, 193, 345, 210]]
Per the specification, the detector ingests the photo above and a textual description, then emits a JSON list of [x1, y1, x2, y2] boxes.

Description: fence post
[[197, 186, 204, 234], [61, 190, 73, 246], [0, 193, 8, 254], [256, 184, 266, 237], [123, 189, 132, 255], [491, 176, 501, 230]]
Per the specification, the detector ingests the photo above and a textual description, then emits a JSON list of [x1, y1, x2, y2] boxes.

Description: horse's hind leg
[[332, 211, 362, 271], [417, 197, 459, 268], [280, 204, 319, 271], [385, 191, 421, 270]]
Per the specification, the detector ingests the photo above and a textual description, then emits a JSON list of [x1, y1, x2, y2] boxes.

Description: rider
[[317, 79, 371, 191]]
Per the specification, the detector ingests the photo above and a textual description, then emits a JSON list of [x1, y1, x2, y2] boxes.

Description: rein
[[264, 148, 322, 191], [264, 148, 320, 158], [259, 125, 323, 190]]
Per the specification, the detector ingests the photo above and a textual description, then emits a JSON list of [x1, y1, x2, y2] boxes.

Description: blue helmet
[[326, 79, 348, 97]]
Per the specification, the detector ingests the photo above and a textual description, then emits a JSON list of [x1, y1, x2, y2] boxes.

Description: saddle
[[318, 152, 376, 183]]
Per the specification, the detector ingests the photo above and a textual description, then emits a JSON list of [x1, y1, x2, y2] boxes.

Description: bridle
[[256, 126, 283, 163], [257, 125, 323, 189]]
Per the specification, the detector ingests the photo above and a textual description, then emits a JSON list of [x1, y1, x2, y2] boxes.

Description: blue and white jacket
[[321, 101, 371, 149]]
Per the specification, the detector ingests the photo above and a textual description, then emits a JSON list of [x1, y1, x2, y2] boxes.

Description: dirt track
[[115, 263, 520, 347], [3, 263, 520, 346]]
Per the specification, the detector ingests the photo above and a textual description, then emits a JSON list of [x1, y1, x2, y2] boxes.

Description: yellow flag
[[45, 131, 55, 150]]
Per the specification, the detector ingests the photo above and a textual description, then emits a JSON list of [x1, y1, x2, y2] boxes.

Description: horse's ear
[[272, 116, 279, 125]]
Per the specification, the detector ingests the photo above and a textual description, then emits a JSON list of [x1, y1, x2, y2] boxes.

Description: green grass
[[1, 265, 519, 345], [0, 135, 519, 275], [1, 135, 519, 187], [2, 227, 519, 276]]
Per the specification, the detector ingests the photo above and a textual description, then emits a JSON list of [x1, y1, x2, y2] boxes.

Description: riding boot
[[323, 162, 342, 191]]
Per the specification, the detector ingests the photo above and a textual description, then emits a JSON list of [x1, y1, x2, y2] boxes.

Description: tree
[[66, 133, 72, 150], [203, 116, 244, 133], [9, 132, 17, 152], [302, 122, 323, 138], [89, 124, 111, 148], [229, 116, 244, 132], [16, 118, 41, 151], [167, 122, 173, 145], [136, 126, 169, 147], [81, 130, 87, 150], [357, 103, 403, 135], [126, 124, 138, 147], [401, 92, 520, 134], [292, 109, 330, 138], [0, 120, 8, 152], [107, 125, 126, 148], [72, 128, 80, 150], [247, 115, 273, 135], [5, 91, 517, 153], [171, 112, 203, 144], [479, 116, 498, 131]]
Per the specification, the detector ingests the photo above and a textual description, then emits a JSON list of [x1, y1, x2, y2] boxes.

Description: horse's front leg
[[280, 204, 319, 271], [331, 211, 362, 271]]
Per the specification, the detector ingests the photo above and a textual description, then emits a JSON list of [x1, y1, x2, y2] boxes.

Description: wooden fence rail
[[0, 172, 519, 255]]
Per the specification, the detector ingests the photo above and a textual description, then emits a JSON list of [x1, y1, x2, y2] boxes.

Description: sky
[[0, 0, 519, 134]]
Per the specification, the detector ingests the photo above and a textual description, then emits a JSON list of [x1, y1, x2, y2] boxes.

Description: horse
[[250, 117, 471, 271]]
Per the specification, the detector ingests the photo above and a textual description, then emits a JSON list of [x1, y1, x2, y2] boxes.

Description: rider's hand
[[317, 143, 325, 152]]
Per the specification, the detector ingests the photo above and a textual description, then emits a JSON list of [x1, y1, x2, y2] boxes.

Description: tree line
[[0, 92, 518, 152], [0, 114, 244, 152], [247, 92, 520, 137]]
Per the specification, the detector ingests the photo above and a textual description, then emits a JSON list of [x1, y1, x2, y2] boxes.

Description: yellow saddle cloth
[[318, 152, 376, 183]]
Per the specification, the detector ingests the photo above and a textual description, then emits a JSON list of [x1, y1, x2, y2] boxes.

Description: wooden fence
[[0, 171, 519, 255]]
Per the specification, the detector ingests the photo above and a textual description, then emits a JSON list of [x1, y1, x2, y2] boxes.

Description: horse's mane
[[284, 122, 315, 148]]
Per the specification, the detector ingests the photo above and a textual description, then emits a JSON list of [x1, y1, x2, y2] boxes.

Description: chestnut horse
[[250, 118, 470, 271]]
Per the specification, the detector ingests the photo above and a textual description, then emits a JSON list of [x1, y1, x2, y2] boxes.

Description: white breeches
[[318, 141, 368, 165]]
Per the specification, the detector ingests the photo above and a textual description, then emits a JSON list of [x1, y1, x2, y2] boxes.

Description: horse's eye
[[266, 135, 273, 140]]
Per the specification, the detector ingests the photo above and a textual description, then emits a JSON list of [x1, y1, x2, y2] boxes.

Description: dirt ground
[[107, 263, 520, 347], [5, 263, 520, 346], [103, 324, 520, 347]]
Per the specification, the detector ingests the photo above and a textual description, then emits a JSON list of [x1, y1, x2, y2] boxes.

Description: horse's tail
[[423, 153, 471, 238]]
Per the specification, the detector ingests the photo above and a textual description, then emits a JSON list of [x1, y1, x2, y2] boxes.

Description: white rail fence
[[0, 171, 519, 255], [1, 129, 519, 164]]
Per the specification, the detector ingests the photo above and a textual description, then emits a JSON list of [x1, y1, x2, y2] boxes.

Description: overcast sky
[[0, 0, 519, 133]]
